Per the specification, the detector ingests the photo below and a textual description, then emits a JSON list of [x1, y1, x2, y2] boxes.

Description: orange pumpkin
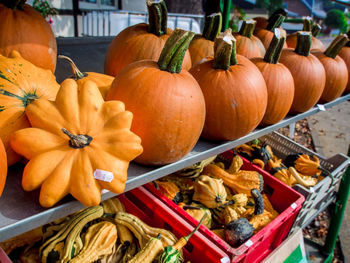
[[104, 0, 191, 77], [255, 14, 288, 50], [339, 32, 350, 94], [11, 79, 143, 207], [0, 0, 57, 72], [280, 32, 326, 114], [0, 138, 7, 196], [234, 20, 266, 59], [59, 55, 114, 99], [312, 35, 349, 103], [0, 51, 59, 166], [107, 29, 206, 165], [286, 19, 325, 52], [251, 29, 294, 126], [190, 29, 267, 140], [188, 13, 222, 67]]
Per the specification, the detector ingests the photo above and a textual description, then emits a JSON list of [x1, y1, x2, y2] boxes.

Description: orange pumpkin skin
[[0, 3, 57, 72], [0, 138, 7, 196], [189, 56, 267, 140], [312, 52, 348, 103], [234, 34, 266, 59], [279, 49, 326, 113], [188, 37, 214, 67], [107, 60, 206, 165], [253, 17, 268, 33], [0, 51, 59, 165], [255, 29, 288, 50], [74, 72, 114, 99], [286, 34, 325, 52], [339, 47, 350, 93], [104, 24, 191, 76], [251, 58, 294, 126]]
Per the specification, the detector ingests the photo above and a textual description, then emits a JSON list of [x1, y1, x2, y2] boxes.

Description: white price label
[[101, 189, 110, 194], [94, 169, 114, 183], [245, 240, 254, 247], [291, 202, 297, 209], [317, 104, 326, 111], [309, 187, 315, 193]]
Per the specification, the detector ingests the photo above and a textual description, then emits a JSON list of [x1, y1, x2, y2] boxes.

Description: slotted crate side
[[146, 153, 304, 263], [123, 187, 231, 263]]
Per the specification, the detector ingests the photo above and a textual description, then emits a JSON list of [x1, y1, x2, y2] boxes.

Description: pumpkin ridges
[[0, 138, 7, 196]]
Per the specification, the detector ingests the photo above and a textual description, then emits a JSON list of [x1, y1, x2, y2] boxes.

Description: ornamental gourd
[[190, 29, 267, 140], [251, 29, 294, 126], [279, 31, 326, 113], [254, 14, 288, 50], [0, 138, 6, 196], [107, 29, 206, 165], [59, 55, 114, 99], [188, 13, 222, 67], [104, 0, 191, 77], [286, 18, 325, 52], [0, 0, 57, 72], [312, 34, 349, 103], [338, 31, 350, 94], [10, 79, 143, 207], [234, 20, 266, 59], [0, 51, 60, 165]]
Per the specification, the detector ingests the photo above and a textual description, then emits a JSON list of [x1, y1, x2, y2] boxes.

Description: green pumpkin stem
[[302, 17, 313, 32], [311, 24, 321, 37], [294, 31, 312, 57], [158, 29, 194, 73], [147, 0, 167, 36], [1, 0, 26, 9], [213, 28, 236, 70], [268, 9, 287, 22], [239, 20, 256, 38], [266, 14, 285, 31], [58, 55, 87, 80], [202, 13, 222, 41], [324, 34, 349, 59], [264, 28, 285, 64]]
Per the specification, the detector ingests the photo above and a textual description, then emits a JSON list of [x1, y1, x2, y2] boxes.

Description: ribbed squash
[[11, 79, 143, 207], [193, 175, 227, 208], [0, 51, 59, 165], [184, 204, 212, 228], [156, 180, 181, 204]]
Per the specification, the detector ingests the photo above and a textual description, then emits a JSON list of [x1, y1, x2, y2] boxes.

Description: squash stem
[[324, 34, 349, 59], [202, 13, 222, 41], [239, 20, 256, 38], [266, 14, 285, 31], [158, 29, 194, 73], [273, 33, 286, 64], [58, 55, 87, 80], [312, 24, 321, 37], [302, 17, 313, 32], [61, 128, 93, 149], [268, 9, 287, 22], [0, 0, 26, 9], [264, 28, 282, 64], [213, 28, 236, 70], [147, 0, 167, 36], [294, 31, 312, 57]]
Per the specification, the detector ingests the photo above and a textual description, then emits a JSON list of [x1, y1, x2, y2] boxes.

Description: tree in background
[[324, 9, 348, 33], [323, 0, 346, 12], [255, 0, 283, 15]]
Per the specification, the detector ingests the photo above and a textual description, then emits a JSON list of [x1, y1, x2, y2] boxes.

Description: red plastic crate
[[121, 186, 231, 263], [145, 151, 305, 263]]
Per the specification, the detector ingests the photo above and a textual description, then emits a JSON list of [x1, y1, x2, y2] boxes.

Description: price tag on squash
[[94, 169, 114, 182], [317, 104, 326, 111]]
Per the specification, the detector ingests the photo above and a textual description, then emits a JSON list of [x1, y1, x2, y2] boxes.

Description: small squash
[[224, 218, 254, 247], [251, 188, 264, 215], [0, 138, 6, 196], [11, 79, 143, 207], [175, 156, 216, 178], [58, 55, 114, 99], [184, 204, 212, 228], [155, 180, 182, 204], [128, 234, 163, 263], [192, 175, 227, 208], [284, 154, 325, 176]]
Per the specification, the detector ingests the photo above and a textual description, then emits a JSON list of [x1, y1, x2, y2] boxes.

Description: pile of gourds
[[153, 155, 279, 247], [235, 140, 328, 188], [0, 0, 350, 209], [1, 196, 205, 263]]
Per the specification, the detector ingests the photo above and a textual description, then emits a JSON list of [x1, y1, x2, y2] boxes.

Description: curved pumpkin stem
[[61, 128, 93, 149], [266, 14, 285, 32], [58, 55, 87, 80], [147, 0, 167, 36], [0, 0, 26, 10], [302, 17, 313, 32], [239, 19, 256, 38], [294, 31, 312, 57], [202, 13, 222, 41], [213, 28, 237, 70], [268, 8, 287, 22], [324, 34, 349, 59], [158, 29, 195, 73], [311, 24, 322, 37], [264, 28, 286, 64]]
